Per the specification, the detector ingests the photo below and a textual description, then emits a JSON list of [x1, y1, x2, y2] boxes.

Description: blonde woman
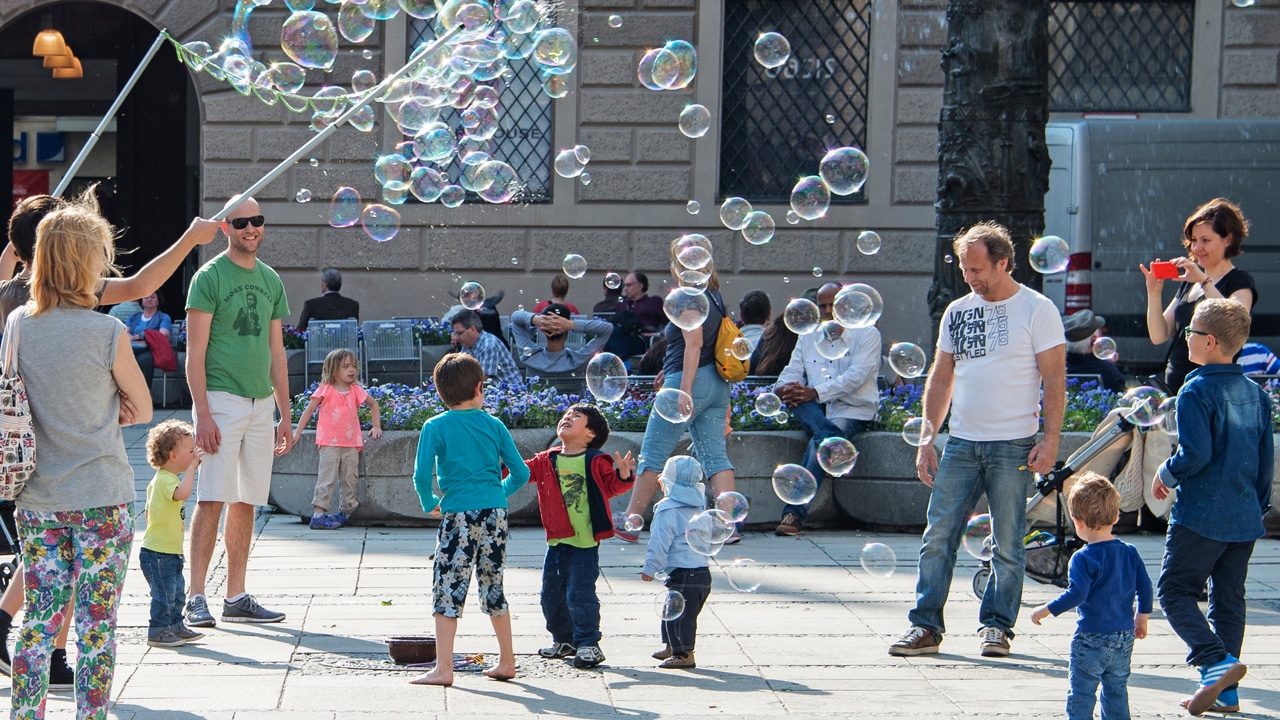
[[4, 201, 152, 718]]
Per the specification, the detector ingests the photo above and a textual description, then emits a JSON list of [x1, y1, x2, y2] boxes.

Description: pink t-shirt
[[312, 383, 370, 448]]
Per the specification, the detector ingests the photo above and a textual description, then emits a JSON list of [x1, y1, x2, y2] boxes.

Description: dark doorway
[[0, 2, 198, 318]]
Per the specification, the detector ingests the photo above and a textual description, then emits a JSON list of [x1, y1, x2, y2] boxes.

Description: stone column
[[928, 0, 1051, 335]]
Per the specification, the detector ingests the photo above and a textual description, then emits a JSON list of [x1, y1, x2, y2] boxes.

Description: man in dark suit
[[297, 268, 359, 331]]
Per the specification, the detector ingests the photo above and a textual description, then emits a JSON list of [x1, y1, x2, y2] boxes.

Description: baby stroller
[[971, 407, 1174, 598]]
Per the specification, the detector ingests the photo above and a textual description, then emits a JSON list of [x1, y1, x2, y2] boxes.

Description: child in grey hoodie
[[641, 456, 711, 669]]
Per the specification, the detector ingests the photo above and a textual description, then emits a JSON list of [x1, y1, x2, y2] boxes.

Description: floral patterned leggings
[[12, 504, 133, 720]]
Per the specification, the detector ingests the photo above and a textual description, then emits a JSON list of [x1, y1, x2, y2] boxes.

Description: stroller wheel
[[0, 560, 14, 594], [972, 566, 990, 600]]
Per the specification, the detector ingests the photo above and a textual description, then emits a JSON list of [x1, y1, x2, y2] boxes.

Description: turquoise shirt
[[412, 408, 530, 513]]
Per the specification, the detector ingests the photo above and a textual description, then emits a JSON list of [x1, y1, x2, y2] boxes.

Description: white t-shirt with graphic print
[[937, 285, 1064, 442]]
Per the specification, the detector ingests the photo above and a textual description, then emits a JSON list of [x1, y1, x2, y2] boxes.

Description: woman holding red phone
[[1141, 198, 1257, 392]]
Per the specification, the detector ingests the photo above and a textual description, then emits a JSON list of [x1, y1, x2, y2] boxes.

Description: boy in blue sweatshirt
[[1151, 299, 1273, 715], [1031, 473, 1152, 720], [409, 353, 531, 686], [641, 456, 711, 669]]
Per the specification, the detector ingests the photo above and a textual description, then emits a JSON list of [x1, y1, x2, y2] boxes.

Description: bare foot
[[409, 669, 453, 686], [484, 664, 517, 681]]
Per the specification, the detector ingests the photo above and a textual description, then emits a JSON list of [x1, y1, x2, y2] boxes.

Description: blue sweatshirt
[[412, 408, 530, 513], [643, 496, 710, 577], [1046, 539, 1153, 634]]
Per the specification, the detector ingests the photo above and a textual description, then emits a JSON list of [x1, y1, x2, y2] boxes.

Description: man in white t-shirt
[[889, 221, 1065, 660]]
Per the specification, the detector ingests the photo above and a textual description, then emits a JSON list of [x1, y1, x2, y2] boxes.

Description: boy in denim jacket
[[641, 456, 711, 669], [1152, 299, 1274, 715]]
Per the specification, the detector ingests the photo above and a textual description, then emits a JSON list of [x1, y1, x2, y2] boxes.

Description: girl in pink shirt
[[294, 348, 382, 529]]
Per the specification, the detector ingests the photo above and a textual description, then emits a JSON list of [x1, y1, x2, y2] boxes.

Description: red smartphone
[[1151, 261, 1180, 280]]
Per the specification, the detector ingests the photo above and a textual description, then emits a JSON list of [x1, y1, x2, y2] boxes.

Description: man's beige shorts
[[196, 391, 276, 506]]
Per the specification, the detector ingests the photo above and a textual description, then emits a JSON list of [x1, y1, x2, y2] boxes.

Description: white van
[[1041, 119, 1280, 372]]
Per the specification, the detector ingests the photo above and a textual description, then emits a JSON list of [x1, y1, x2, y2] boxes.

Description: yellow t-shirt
[[142, 469, 185, 555], [548, 452, 597, 548]]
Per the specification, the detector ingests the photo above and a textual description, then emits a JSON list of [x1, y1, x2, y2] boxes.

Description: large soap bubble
[[1119, 386, 1168, 427], [715, 491, 750, 524], [281, 10, 339, 70], [962, 514, 994, 561], [860, 542, 896, 578], [562, 253, 588, 279], [459, 281, 485, 310], [360, 204, 401, 242], [856, 230, 882, 255], [730, 336, 753, 360], [532, 27, 576, 68], [902, 417, 936, 447], [741, 211, 776, 245], [1092, 336, 1117, 361], [1029, 235, 1070, 274], [720, 197, 753, 230], [772, 464, 817, 505], [676, 242, 712, 271], [678, 104, 711, 138], [586, 353, 628, 403], [819, 147, 870, 196], [817, 437, 858, 477], [1159, 397, 1178, 435], [554, 148, 587, 178], [753, 32, 791, 69], [663, 288, 710, 331], [790, 176, 831, 221], [663, 39, 698, 89], [754, 391, 782, 417], [833, 283, 883, 329], [726, 558, 763, 592], [685, 510, 729, 556], [654, 387, 694, 423], [814, 321, 850, 360], [888, 342, 928, 378], [783, 298, 821, 335], [338, 3, 377, 42], [328, 187, 361, 228], [656, 590, 685, 621]]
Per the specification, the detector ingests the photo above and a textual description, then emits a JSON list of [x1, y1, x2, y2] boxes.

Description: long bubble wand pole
[[212, 23, 464, 221], [53, 29, 170, 197]]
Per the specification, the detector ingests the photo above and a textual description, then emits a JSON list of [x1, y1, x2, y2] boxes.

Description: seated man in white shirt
[[773, 282, 882, 536]]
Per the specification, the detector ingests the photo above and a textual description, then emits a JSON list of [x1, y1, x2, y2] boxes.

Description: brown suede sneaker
[[775, 513, 803, 536], [658, 652, 696, 669], [888, 626, 942, 656]]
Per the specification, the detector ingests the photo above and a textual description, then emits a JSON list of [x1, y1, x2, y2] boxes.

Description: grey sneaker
[[184, 594, 216, 628], [147, 630, 188, 648], [573, 645, 606, 668], [222, 594, 286, 623], [538, 641, 576, 659], [979, 626, 1011, 657], [174, 626, 205, 642], [888, 625, 942, 656]]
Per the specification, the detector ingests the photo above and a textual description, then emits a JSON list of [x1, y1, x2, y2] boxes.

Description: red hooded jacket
[[526, 448, 633, 542]]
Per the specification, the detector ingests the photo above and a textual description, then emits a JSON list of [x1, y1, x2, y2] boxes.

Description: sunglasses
[[1183, 327, 1211, 339], [228, 215, 265, 230]]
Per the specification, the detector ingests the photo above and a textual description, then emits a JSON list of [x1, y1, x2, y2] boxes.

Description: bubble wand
[[52, 29, 170, 198], [212, 21, 464, 221]]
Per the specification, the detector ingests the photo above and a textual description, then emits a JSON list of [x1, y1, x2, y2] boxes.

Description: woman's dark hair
[[1182, 198, 1248, 259], [750, 311, 799, 376], [638, 336, 667, 374], [633, 271, 649, 293]]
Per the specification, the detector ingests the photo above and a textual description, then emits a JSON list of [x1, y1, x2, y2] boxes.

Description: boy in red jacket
[[527, 403, 635, 669]]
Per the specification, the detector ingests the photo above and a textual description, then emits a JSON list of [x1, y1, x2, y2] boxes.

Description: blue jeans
[[908, 436, 1035, 636], [637, 365, 733, 477], [541, 544, 602, 648], [1068, 631, 1134, 720], [139, 547, 186, 636], [1157, 524, 1254, 668], [784, 400, 870, 523]]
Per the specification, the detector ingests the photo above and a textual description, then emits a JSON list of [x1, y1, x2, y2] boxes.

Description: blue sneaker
[[1187, 655, 1247, 716], [310, 513, 342, 530]]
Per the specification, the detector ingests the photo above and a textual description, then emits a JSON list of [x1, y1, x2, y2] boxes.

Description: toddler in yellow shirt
[[142, 420, 204, 648]]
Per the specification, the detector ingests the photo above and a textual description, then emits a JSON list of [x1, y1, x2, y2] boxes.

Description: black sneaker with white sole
[[573, 645, 606, 668]]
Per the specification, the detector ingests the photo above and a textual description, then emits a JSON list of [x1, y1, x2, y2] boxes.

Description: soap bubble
[[812, 267, 823, 278], [360, 204, 400, 242], [374, 154, 412, 190], [685, 511, 729, 556], [814, 321, 850, 360], [856, 230, 882, 255], [440, 185, 466, 208], [476, 161, 519, 203], [677, 243, 712, 270], [753, 32, 791, 69], [772, 464, 818, 505], [859, 542, 896, 578], [574, 144, 591, 163], [754, 392, 782, 417], [785, 211, 800, 225], [532, 27, 576, 68], [1092, 336, 1117, 361], [409, 166, 447, 203], [268, 62, 306, 93], [820, 147, 870, 196], [562, 253, 588, 279], [579, 172, 592, 186], [663, 288, 710, 331], [608, 14, 623, 28], [604, 272, 622, 290], [962, 514, 994, 561], [774, 411, 789, 424], [295, 188, 312, 203], [623, 513, 644, 532], [339, 3, 377, 42], [817, 437, 858, 476], [687, 200, 701, 214], [1230, 0, 1256, 8], [382, 185, 408, 205], [541, 73, 569, 98], [715, 491, 750, 524], [1159, 397, 1178, 435], [654, 387, 694, 423], [889, 342, 928, 378], [281, 10, 339, 70], [662, 40, 698, 89], [832, 283, 883, 329], [741, 211, 776, 245], [358, 0, 399, 21], [783, 298, 821, 335], [719, 197, 753, 230], [554, 148, 587, 178], [459, 281, 486, 310], [328, 187, 361, 228], [901, 417, 936, 447], [585, 352, 628, 403], [726, 558, 764, 593], [1029, 235, 1070, 274], [1119, 386, 1168, 427], [790, 176, 831, 221], [656, 590, 685, 621], [351, 68, 378, 93], [730, 336, 753, 361], [678, 104, 711, 138]]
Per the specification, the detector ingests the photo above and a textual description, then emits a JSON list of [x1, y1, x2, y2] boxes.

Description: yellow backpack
[[710, 292, 749, 383]]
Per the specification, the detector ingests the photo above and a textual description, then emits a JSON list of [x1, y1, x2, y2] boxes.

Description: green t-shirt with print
[[186, 252, 289, 399], [548, 452, 597, 548]]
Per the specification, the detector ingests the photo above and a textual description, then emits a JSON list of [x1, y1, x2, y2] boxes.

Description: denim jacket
[[1158, 364, 1274, 543]]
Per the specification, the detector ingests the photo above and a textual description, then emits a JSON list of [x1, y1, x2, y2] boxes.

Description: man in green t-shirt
[[183, 195, 294, 628]]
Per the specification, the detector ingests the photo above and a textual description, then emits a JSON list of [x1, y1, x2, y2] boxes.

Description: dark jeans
[[662, 567, 711, 654], [1158, 524, 1254, 667], [139, 547, 185, 635], [541, 544, 601, 648], [133, 347, 156, 384], [784, 400, 870, 523]]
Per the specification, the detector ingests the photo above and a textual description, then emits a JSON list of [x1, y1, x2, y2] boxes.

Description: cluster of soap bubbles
[[772, 464, 818, 505], [182, 0, 584, 242], [1119, 386, 1169, 428], [719, 197, 775, 245], [585, 352, 628, 402], [636, 40, 698, 91], [1029, 235, 1071, 274], [553, 144, 593, 185], [784, 147, 871, 225]]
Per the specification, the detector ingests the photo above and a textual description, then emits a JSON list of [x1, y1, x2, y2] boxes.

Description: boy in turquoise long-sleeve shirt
[[410, 353, 530, 686]]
